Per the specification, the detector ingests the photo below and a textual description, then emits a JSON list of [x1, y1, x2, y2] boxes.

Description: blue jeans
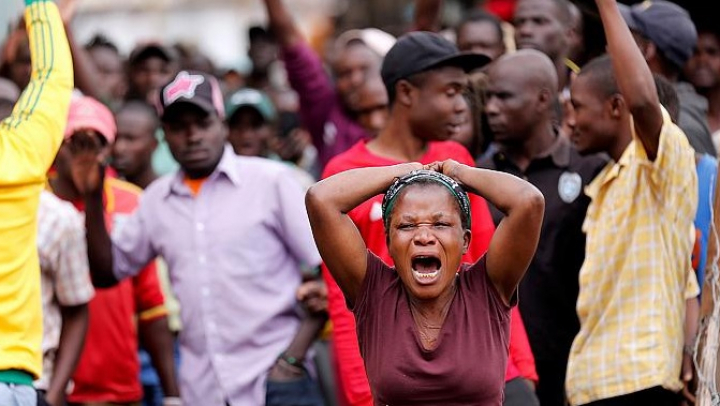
[[503, 377, 540, 406], [0, 383, 36, 406], [265, 372, 325, 406]]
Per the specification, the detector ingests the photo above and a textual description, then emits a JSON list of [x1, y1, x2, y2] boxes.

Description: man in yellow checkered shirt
[[563, 0, 699, 405]]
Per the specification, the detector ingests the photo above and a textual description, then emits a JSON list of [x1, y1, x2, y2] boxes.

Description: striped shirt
[[566, 108, 700, 405], [0, 0, 73, 379]]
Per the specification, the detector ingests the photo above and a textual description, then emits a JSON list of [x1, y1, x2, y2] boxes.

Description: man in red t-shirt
[[48, 95, 179, 406], [321, 31, 537, 406]]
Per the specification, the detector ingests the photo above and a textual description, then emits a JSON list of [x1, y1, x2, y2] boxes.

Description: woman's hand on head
[[423, 161, 442, 172], [424, 159, 465, 182]]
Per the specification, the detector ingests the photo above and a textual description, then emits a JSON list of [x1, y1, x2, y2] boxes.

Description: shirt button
[[202, 287, 210, 297], [208, 321, 217, 332], [199, 255, 206, 264], [196, 222, 205, 232]]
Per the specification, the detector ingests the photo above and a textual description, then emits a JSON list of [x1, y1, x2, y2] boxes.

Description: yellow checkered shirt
[[566, 109, 700, 405]]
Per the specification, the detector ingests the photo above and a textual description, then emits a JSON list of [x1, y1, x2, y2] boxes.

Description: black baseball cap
[[619, 0, 697, 69], [381, 31, 491, 92], [155, 70, 225, 120]]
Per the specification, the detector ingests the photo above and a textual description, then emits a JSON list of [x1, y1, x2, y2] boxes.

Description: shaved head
[[490, 49, 559, 93], [484, 49, 559, 145]]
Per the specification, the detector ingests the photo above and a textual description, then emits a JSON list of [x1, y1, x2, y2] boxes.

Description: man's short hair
[[85, 34, 119, 54], [117, 100, 161, 133], [455, 9, 504, 41], [578, 54, 619, 100]]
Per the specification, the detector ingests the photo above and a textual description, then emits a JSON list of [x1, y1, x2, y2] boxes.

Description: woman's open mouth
[[411, 255, 442, 285]]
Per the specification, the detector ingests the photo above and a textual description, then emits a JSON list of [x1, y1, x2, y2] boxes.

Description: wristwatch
[[278, 352, 304, 369]]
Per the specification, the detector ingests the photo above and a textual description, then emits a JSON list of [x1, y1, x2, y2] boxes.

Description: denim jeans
[[265, 372, 325, 406], [503, 377, 540, 406], [585, 386, 680, 406]]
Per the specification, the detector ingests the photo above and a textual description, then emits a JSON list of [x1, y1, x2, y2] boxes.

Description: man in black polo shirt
[[478, 49, 607, 406]]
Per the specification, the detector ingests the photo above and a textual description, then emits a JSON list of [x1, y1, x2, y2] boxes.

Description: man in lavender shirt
[[78, 70, 326, 406]]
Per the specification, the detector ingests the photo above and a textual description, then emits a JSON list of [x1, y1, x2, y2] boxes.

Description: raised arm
[[597, 0, 662, 160], [68, 145, 119, 288], [0, 0, 73, 182], [305, 163, 422, 304], [434, 160, 544, 305], [58, 0, 104, 101], [263, 0, 303, 48], [262, 0, 341, 162], [413, 0, 444, 32]]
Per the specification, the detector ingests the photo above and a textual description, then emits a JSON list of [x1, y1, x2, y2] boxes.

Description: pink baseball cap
[[64, 94, 117, 143]]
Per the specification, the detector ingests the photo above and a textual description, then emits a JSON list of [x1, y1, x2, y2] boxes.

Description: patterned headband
[[381, 169, 472, 231]]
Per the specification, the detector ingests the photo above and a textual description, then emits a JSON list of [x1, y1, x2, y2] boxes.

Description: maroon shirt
[[353, 252, 513, 406]]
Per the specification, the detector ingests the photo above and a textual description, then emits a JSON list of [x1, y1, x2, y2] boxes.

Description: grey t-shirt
[[676, 81, 717, 157]]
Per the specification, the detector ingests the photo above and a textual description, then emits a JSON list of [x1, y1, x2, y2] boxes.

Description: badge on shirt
[[558, 171, 582, 203]]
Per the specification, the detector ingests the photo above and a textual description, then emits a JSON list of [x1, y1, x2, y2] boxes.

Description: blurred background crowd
[[1, 0, 718, 405]]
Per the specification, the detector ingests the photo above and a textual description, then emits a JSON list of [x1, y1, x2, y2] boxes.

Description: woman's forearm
[[452, 164, 541, 216], [309, 163, 422, 214]]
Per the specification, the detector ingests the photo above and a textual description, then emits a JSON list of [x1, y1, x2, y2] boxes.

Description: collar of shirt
[[163, 144, 242, 198], [491, 134, 571, 174], [584, 109, 661, 201]]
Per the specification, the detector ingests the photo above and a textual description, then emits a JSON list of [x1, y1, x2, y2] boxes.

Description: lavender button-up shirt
[[111, 146, 321, 405]]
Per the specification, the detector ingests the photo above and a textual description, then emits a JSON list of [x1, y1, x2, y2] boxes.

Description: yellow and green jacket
[[0, 0, 73, 381]]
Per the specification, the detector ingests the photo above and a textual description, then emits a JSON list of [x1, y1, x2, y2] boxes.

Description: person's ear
[[150, 136, 159, 150], [462, 229, 471, 254], [537, 88, 553, 111], [397, 80, 415, 107], [642, 41, 656, 62], [609, 94, 624, 119]]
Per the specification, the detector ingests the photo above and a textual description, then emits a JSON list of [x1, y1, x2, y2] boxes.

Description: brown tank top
[[352, 251, 513, 406]]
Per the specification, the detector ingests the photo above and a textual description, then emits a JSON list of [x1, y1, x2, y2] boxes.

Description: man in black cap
[[319, 30, 504, 406], [378, 31, 489, 142], [620, 0, 716, 157]]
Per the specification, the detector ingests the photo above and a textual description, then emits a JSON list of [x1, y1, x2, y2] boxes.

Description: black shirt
[[478, 136, 607, 405]]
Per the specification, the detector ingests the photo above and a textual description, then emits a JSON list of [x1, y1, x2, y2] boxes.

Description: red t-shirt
[[65, 177, 167, 403], [321, 140, 499, 405]]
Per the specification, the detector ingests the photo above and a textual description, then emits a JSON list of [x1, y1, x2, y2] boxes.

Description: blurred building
[[70, 0, 338, 72]]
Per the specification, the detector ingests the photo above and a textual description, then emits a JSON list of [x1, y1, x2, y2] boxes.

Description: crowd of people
[[0, 0, 718, 405]]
